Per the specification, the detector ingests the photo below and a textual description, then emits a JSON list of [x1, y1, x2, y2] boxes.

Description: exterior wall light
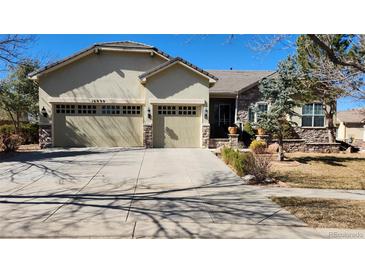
[[148, 107, 152, 119], [41, 107, 48, 118], [204, 107, 208, 120]]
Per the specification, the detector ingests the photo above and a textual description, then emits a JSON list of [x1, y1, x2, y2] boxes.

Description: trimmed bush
[[221, 147, 251, 176], [1, 134, 23, 152], [249, 140, 267, 154]]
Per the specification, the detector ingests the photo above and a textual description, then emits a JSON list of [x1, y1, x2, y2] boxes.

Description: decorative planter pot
[[228, 126, 238, 134], [257, 128, 265, 135]]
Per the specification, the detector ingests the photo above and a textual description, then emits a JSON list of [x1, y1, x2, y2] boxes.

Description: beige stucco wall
[[38, 51, 166, 125], [144, 63, 210, 125], [337, 122, 364, 140]]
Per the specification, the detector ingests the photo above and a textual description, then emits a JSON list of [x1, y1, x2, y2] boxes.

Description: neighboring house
[[337, 109, 365, 147], [29, 41, 336, 151]]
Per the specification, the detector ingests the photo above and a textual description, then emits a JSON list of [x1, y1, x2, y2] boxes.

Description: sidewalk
[[247, 186, 365, 200]]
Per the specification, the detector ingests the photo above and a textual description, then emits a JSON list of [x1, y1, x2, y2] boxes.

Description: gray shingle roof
[[207, 70, 275, 95], [337, 109, 365, 124], [139, 57, 218, 81]]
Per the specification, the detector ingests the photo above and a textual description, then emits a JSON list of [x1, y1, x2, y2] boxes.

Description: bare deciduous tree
[[0, 35, 35, 71]]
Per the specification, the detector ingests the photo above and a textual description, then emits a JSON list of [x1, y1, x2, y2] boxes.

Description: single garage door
[[53, 104, 143, 147], [153, 105, 201, 148]]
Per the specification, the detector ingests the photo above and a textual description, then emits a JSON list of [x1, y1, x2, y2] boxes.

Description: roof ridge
[[207, 69, 275, 72], [95, 40, 154, 48]]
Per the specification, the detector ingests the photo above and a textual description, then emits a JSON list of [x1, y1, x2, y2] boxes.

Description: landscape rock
[[264, 177, 275, 184], [241, 174, 256, 184], [267, 143, 279, 154]]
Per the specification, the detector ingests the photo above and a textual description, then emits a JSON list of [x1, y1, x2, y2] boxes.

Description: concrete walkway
[[246, 186, 365, 201]]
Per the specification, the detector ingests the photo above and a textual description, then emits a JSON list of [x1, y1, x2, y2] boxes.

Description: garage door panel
[[153, 105, 201, 148], [53, 104, 143, 147]]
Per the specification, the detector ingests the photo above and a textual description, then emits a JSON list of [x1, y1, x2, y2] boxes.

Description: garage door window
[[56, 104, 76, 114], [157, 105, 197, 116], [77, 105, 97, 114], [102, 105, 141, 115]]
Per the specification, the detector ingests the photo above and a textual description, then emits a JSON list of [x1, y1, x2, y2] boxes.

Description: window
[[248, 108, 255, 123], [55, 104, 76, 114], [302, 103, 325, 127], [157, 105, 197, 116], [248, 102, 268, 123], [101, 105, 141, 115], [77, 105, 97, 114]]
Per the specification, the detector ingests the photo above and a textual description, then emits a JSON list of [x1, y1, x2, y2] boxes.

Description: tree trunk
[[277, 138, 284, 161], [5, 107, 17, 133], [15, 112, 21, 134], [324, 102, 336, 143], [326, 114, 336, 143]]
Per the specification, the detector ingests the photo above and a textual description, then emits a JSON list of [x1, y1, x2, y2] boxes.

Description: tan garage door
[[153, 105, 201, 148], [53, 104, 143, 147]]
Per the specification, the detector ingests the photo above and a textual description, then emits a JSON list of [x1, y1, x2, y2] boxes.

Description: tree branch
[[307, 34, 365, 73]]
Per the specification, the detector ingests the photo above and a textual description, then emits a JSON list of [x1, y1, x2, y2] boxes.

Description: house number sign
[[91, 99, 106, 103]]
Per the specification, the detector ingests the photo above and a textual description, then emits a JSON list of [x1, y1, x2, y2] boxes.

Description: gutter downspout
[[235, 92, 241, 129]]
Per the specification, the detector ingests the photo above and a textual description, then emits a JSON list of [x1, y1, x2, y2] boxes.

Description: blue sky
[[19, 34, 365, 111]]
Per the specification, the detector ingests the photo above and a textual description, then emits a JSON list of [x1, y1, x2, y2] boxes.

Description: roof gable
[[208, 70, 275, 95], [29, 41, 172, 79], [139, 57, 218, 84]]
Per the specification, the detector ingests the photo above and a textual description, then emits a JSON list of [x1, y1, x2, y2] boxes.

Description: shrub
[[242, 122, 255, 136], [241, 122, 256, 147], [0, 123, 39, 144], [249, 140, 267, 154], [244, 153, 272, 182], [0, 124, 15, 135], [1, 134, 23, 153], [220, 146, 251, 176], [21, 123, 39, 144]]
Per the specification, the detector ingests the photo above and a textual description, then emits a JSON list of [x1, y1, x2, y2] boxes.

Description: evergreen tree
[[258, 56, 302, 161], [0, 59, 39, 132]]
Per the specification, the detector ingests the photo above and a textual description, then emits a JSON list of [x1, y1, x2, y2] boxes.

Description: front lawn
[[271, 152, 365, 190], [271, 196, 365, 229]]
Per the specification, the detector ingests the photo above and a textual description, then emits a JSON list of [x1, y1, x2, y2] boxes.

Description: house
[[337, 109, 365, 148], [29, 41, 337, 151]]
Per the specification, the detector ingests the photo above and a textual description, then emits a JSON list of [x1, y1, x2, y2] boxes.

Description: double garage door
[[53, 103, 202, 148], [153, 105, 201, 148], [53, 104, 143, 147]]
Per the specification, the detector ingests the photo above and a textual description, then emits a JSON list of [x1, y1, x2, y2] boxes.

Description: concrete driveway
[[0, 147, 320, 238]]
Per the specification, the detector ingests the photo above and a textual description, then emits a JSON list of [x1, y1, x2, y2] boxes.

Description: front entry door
[[209, 98, 236, 138], [218, 104, 231, 128]]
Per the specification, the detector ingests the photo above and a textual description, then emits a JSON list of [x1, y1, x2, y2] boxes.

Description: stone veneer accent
[[209, 138, 230, 149], [294, 127, 329, 143], [305, 143, 340, 153], [228, 134, 239, 149], [143, 124, 153, 148], [282, 139, 306, 152], [237, 85, 261, 123], [202, 124, 210, 148], [39, 124, 52, 149], [270, 139, 340, 153]]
